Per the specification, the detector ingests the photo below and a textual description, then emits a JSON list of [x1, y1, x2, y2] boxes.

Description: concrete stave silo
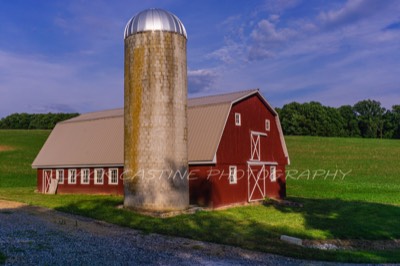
[[123, 8, 189, 211]]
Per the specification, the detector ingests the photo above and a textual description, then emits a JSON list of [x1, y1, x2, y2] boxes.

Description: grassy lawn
[[0, 131, 400, 263], [287, 136, 400, 205]]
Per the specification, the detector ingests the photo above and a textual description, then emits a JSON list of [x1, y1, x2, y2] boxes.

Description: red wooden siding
[[217, 94, 287, 165], [190, 94, 287, 208]]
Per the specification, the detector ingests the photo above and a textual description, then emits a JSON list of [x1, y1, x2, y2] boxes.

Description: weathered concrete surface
[[124, 31, 189, 211]]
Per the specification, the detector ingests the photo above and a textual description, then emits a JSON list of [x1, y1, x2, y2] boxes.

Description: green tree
[[391, 105, 400, 139], [353, 100, 385, 138], [279, 102, 305, 135], [280, 102, 344, 137], [338, 105, 360, 137], [0, 113, 79, 129]]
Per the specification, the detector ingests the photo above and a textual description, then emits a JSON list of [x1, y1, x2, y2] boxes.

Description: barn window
[[265, 119, 270, 131], [229, 166, 237, 184], [109, 168, 119, 185], [56, 169, 64, 184], [81, 169, 90, 185], [270, 166, 276, 182], [235, 113, 241, 126], [94, 168, 104, 185], [68, 169, 76, 184]]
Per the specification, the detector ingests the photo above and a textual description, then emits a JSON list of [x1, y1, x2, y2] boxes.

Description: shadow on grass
[[277, 197, 400, 240], [53, 197, 400, 263]]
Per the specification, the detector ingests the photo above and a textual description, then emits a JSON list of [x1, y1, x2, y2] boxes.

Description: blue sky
[[0, 0, 399, 118]]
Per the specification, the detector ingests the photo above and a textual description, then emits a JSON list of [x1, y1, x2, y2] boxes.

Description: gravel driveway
[[0, 200, 385, 265]]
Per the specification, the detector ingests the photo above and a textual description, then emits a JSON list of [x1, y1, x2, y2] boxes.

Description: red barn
[[32, 89, 289, 208]]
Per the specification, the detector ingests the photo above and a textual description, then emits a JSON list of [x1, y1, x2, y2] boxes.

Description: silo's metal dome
[[124, 8, 187, 39]]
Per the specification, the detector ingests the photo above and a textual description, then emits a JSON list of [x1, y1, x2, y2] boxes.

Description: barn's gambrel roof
[[32, 89, 289, 168], [32, 109, 124, 169]]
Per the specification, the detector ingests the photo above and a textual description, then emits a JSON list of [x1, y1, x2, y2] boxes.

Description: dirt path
[[0, 200, 372, 265]]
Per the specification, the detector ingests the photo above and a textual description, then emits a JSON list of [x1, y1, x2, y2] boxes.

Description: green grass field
[[0, 130, 400, 263]]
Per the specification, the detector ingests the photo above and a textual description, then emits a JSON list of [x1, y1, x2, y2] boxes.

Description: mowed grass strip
[[0, 130, 399, 263], [286, 136, 400, 205], [0, 130, 49, 188]]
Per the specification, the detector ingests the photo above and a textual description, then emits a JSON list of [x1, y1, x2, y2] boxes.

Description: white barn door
[[247, 164, 266, 202], [43, 170, 52, 194], [43, 170, 58, 194]]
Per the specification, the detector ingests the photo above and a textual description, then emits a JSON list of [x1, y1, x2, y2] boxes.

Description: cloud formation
[[203, 0, 400, 108], [188, 69, 218, 93], [247, 19, 295, 61], [0, 0, 399, 117], [318, 0, 387, 29], [0, 49, 122, 117]]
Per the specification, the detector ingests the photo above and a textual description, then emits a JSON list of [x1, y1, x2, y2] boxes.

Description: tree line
[[1, 100, 399, 139], [0, 113, 79, 130], [276, 100, 400, 139]]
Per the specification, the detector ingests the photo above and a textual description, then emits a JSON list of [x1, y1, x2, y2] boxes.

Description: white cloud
[[269, 14, 280, 23], [247, 19, 296, 61], [263, 0, 301, 13], [318, 0, 389, 29], [251, 20, 286, 42], [188, 69, 218, 93], [0, 50, 122, 117], [208, 41, 245, 64]]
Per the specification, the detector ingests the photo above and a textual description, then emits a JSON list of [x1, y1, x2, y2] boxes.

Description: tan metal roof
[[188, 103, 230, 162], [62, 108, 123, 123], [188, 89, 258, 107], [32, 90, 289, 168], [32, 114, 124, 168]]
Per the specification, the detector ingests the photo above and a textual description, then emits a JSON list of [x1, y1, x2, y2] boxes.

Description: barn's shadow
[[2, 196, 399, 264], [50, 195, 400, 263], [269, 197, 400, 240], [54, 195, 400, 241]]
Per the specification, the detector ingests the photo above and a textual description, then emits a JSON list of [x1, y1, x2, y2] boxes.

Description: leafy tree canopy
[[0, 113, 79, 130]]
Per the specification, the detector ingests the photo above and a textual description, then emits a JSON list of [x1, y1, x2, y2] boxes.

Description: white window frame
[[235, 113, 241, 126], [56, 169, 64, 184], [81, 168, 90, 185], [270, 166, 276, 182], [265, 119, 270, 131], [229, 166, 237, 184], [94, 168, 104, 185], [108, 168, 119, 185], [68, 169, 77, 184]]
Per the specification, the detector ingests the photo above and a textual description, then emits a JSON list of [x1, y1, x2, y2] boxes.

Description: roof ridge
[[61, 89, 261, 124], [77, 107, 123, 115], [61, 115, 123, 125], [60, 108, 123, 124], [188, 88, 259, 102]]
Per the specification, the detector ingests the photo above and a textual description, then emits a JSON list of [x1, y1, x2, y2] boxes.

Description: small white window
[[68, 169, 76, 184], [81, 169, 90, 185], [229, 166, 237, 184], [109, 168, 119, 185], [94, 168, 104, 185], [56, 169, 64, 184], [270, 166, 276, 182], [235, 113, 241, 126], [265, 119, 270, 131]]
